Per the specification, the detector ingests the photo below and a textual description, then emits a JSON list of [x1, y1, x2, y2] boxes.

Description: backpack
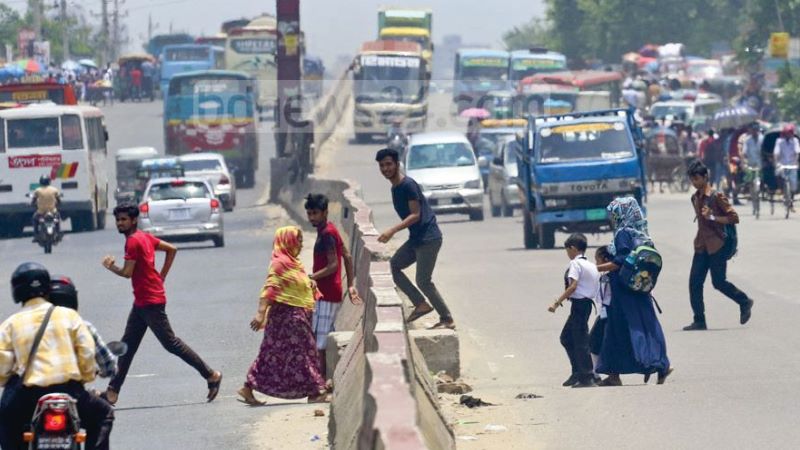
[[697, 190, 738, 261], [619, 242, 663, 294]]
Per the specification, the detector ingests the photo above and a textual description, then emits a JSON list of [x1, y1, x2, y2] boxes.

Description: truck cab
[[515, 109, 647, 249]]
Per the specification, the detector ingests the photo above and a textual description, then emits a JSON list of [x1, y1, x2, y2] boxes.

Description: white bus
[[0, 104, 109, 236]]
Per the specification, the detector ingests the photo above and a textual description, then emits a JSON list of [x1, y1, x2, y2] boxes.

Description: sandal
[[406, 305, 434, 323], [237, 387, 266, 406], [429, 320, 456, 330], [308, 392, 332, 403], [207, 371, 223, 403]]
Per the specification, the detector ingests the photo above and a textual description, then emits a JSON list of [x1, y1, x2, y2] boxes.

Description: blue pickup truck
[[515, 109, 647, 249]]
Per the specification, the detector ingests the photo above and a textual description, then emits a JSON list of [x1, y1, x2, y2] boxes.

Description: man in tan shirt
[[684, 160, 753, 331], [31, 175, 61, 237]]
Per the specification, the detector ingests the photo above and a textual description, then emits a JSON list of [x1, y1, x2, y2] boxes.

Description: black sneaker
[[572, 379, 597, 388], [683, 322, 708, 331], [740, 299, 754, 325], [562, 374, 578, 387]]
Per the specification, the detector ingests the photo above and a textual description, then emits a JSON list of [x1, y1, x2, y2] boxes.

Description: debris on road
[[457, 435, 479, 441], [460, 395, 494, 408], [484, 424, 508, 433], [438, 381, 473, 394], [314, 409, 326, 417], [515, 392, 543, 399], [310, 435, 321, 442]]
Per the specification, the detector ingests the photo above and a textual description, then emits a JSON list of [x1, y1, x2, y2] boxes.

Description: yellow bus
[[224, 18, 277, 116]]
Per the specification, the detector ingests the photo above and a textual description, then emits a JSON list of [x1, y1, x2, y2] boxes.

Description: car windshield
[[7, 117, 60, 148], [538, 122, 634, 163], [147, 181, 211, 201], [407, 142, 475, 170], [182, 159, 223, 172], [650, 104, 692, 119]]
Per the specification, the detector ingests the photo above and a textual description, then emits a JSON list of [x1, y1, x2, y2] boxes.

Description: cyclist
[[773, 124, 800, 211], [30, 175, 61, 239]]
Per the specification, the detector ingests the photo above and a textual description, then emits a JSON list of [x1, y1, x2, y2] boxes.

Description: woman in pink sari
[[238, 226, 329, 405]]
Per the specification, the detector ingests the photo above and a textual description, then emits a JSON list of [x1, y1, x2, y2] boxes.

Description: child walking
[[548, 233, 599, 388], [590, 246, 612, 383]]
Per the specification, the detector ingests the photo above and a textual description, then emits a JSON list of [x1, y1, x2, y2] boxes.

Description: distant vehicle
[[225, 16, 278, 116], [686, 59, 723, 86], [164, 70, 259, 188], [649, 98, 722, 128], [508, 48, 567, 84], [488, 135, 522, 217], [516, 109, 647, 249], [0, 104, 109, 236], [0, 79, 78, 105], [115, 146, 159, 204], [147, 33, 195, 60], [135, 157, 185, 202], [404, 131, 484, 221], [473, 118, 526, 188], [159, 44, 225, 93], [377, 8, 433, 72], [453, 49, 510, 113], [303, 55, 325, 99], [521, 70, 624, 111], [178, 152, 237, 212], [352, 40, 428, 142], [196, 34, 228, 48], [139, 177, 225, 247], [116, 53, 158, 102]]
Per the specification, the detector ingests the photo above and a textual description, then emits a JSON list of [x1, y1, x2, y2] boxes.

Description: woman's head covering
[[607, 197, 651, 255], [260, 226, 317, 310]]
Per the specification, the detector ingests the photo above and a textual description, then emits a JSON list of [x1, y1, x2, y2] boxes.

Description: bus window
[[0, 119, 4, 153], [7, 118, 60, 148], [62, 115, 83, 150]]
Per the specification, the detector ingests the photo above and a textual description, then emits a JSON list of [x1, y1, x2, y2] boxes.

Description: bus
[[508, 49, 567, 84], [159, 44, 225, 93], [224, 20, 277, 115], [0, 105, 109, 236], [164, 70, 259, 188], [147, 33, 195, 59], [453, 49, 510, 113], [196, 34, 228, 48], [0, 81, 78, 106]]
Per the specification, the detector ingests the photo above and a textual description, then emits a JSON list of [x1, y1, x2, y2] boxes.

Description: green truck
[[378, 8, 432, 33]]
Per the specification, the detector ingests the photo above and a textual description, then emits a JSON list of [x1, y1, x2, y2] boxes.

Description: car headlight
[[464, 179, 481, 189]]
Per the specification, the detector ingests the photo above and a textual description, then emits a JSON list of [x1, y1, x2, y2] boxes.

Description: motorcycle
[[386, 127, 407, 154], [23, 342, 127, 450], [35, 213, 62, 254]]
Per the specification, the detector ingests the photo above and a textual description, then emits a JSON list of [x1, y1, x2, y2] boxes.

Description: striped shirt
[[0, 298, 96, 387], [85, 320, 117, 378]]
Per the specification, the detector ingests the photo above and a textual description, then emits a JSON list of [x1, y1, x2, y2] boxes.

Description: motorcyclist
[[48, 276, 116, 450], [0, 263, 96, 450], [386, 119, 408, 150], [31, 175, 62, 239]]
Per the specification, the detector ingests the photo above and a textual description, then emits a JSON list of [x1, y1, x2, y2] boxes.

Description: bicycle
[[743, 165, 761, 219], [778, 165, 798, 219]]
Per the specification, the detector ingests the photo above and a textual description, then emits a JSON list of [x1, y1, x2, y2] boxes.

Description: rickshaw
[[644, 126, 690, 193], [133, 157, 185, 203], [115, 147, 159, 204], [760, 125, 800, 218], [115, 53, 157, 102]]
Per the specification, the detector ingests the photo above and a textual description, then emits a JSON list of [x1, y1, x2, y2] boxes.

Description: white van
[[0, 104, 109, 236]]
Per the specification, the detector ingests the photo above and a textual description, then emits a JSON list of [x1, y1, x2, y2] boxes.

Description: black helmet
[[11, 262, 51, 304], [39, 175, 51, 186], [49, 275, 78, 310]]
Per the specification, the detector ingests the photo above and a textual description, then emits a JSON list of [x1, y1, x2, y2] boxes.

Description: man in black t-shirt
[[375, 148, 455, 330]]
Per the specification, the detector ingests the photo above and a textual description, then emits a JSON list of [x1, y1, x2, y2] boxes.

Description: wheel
[[44, 242, 52, 254], [537, 224, 556, 249], [224, 202, 234, 212], [785, 178, 792, 219], [72, 211, 97, 232], [523, 208, 537, 249], [212, 235, 225, 248], [751, 179, 760, 219], [238, 166, 256, 189], [355, 133, 370, 144], [468, 208, 484, 221], [501, 193, 514, 217], [96, 211, 107, 230]]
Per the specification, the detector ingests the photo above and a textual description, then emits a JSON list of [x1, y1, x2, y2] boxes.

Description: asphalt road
[[321, 92, 800, 449], [0, 100, 310, 449]]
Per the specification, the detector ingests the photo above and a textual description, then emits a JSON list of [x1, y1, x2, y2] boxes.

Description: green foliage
[[502, 18, 554, 51], [0, 5, 100, 62], [0, 4, 24, 57], [778, 75, 800, 122]]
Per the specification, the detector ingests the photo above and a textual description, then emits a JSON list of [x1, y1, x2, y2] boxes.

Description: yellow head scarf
[[260, 226, 317, 310]]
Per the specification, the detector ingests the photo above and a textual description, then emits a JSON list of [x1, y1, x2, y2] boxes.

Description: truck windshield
[[538, 122, 634, 163], [407, 142, 475, 170], [355, 56, 423, 103]]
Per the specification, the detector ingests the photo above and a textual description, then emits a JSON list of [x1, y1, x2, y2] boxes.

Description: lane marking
[[128, 374, 156, 378]]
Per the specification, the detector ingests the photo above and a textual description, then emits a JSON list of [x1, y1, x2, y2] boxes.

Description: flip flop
[[308, 393, 332, 404], [236, 387, 266, 406], [406, 306, 433, 323], [207, 372, 222, 402], [428, 321, 456, 330]]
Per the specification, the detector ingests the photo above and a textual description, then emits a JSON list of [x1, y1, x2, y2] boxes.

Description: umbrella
[[79, 58, 98, 69], [638, 44, 659, 58], [15, 59, 44, 73], [459, 108, 490, 119], [0, 65, 25, 80], [61, 60, 81, 71], [708, 106, 758, 130]]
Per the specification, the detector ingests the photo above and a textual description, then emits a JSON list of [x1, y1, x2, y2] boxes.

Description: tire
[[355, 133, 370, 144], [523, 208, 537, 249], [537, 224, 556, 249], [72, 211, 97, 232], [212, 235, 225, 248], [96, 211, 107, 230], [224, 202, 234, 213], [239, 166, 256, 189], [501, 194, 514, 217], [468, 208, 484, 221], [44, 242, 52, 254]]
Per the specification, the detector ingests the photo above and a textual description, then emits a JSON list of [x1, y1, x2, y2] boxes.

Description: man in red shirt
[[100, 204, 222, 405], [129, 67, 142, 100], [305, 194, 361, 377]]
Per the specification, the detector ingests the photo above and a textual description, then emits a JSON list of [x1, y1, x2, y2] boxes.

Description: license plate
[[586, 208, 608, 221], [36, 435, 73, 448], [168, 209, 191, 221]]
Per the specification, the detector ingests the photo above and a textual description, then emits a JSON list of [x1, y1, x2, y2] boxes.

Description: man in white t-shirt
[[549, 233, 599, 388]]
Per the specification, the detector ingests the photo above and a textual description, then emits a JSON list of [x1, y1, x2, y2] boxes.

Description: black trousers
[[0, 380, 114, 450], [689, 251, 749, 324], [560, 299, 594, 382], [108, 304, 213, 393]]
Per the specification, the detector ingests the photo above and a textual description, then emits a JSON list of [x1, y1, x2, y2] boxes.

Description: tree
[[0, 4, 24, 58], [502, 18, 554, 51]]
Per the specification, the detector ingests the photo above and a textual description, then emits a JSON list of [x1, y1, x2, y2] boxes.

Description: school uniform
[[560, 255, 599, 384], [590, 273, 611, 357]]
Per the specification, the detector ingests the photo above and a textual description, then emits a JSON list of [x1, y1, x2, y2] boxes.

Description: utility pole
[[110, 0, 128, 60], [30, 0, 42, 40], [60, 0, 70, 61], [100, 0, 109, 66]]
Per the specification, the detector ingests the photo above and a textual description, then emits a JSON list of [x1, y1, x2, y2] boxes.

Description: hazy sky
[[115, 0, 546, 64]]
